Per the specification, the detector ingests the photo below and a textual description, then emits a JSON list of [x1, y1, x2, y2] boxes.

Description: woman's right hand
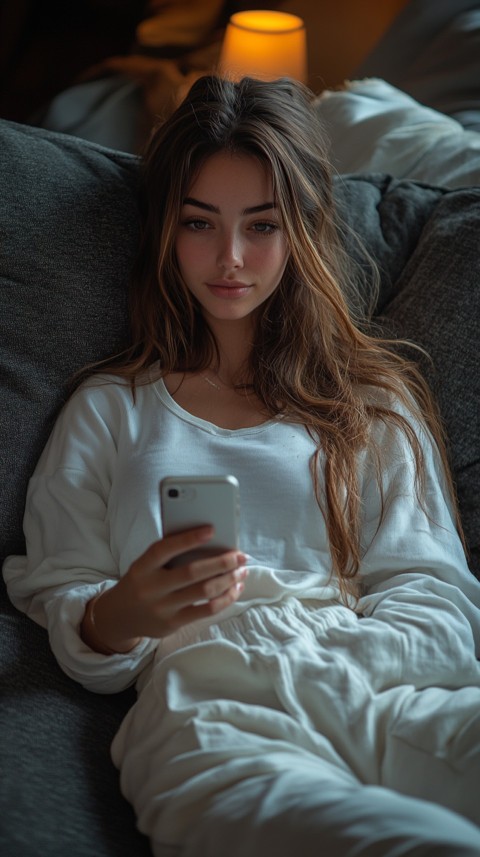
[[80, 526, 248, 655]]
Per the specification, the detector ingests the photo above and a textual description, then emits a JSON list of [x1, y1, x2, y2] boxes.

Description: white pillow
[[315, 77, 480, 188]]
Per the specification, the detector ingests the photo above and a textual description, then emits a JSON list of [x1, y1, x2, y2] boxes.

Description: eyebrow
[[183, 196, 276, 215]]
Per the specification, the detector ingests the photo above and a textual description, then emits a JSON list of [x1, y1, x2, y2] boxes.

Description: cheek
[[253, 239, 289, 273]]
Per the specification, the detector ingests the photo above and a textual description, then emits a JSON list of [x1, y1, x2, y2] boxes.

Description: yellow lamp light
[[218, 10, 307, 83]]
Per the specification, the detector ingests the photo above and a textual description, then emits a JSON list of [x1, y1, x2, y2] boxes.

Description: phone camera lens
[[168, 488, 179, 498]]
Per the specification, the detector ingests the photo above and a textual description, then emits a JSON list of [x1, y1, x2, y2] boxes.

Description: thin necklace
[[202, 368, 242, 391], [202, 374, 222, 391]]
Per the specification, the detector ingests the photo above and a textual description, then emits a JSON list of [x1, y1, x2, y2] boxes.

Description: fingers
[[124, 531, 249, 638], [171, 563, 249, 610], [131, 526, 214, 574], [167, 576, 247, 633], [134, 528, 247, 592], [172, 548, 248, 592]]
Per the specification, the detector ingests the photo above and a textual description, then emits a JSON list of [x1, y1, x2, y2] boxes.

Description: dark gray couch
[[1, 118, 479, 857]]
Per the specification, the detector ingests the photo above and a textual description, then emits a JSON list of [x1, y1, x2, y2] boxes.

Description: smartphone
[[160, 475, 240, 568]]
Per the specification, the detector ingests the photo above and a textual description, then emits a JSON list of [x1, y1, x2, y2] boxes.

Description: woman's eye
[[251, 221, 278, 235], [184, 219, 210, 231]]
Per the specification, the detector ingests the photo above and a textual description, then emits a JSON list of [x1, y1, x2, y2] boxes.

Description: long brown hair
[[89, 74, 464, 597]]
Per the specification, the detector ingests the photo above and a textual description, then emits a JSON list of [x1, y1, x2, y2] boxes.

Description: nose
[[216, 229, 243, 272]]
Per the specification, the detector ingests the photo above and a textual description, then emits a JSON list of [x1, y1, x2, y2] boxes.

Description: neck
[[206, 317, 254, 385]]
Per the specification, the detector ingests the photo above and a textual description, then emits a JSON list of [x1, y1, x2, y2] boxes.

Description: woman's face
[[175, 151, 289, 330]]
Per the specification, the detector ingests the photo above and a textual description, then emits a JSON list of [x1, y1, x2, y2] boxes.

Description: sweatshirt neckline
[[153, 377, 282, 437]]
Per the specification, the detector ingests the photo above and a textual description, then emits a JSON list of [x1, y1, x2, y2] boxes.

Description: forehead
[[186, 151, 273, 204]]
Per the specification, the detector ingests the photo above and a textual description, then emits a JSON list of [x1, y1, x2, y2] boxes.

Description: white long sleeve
[[357, 413, 480, 688], [4, 381, 159, 693]]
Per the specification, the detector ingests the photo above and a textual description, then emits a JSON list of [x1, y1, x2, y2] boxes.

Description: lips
[[206, 280, 252, 299]]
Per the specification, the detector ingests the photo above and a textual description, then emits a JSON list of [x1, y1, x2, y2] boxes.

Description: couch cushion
[[380, 186, 480, 567], [0, 607, 151, 857], [1, 120, 138, 572]]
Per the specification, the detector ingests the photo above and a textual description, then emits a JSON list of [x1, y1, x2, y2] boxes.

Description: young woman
[[4, 75, 480, 856]]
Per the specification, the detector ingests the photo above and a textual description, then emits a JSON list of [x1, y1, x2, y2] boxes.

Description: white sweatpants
[[112, 599, 480, 856]]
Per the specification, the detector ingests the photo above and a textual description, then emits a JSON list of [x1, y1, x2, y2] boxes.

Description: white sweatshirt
[[4, 370, 480, 695]]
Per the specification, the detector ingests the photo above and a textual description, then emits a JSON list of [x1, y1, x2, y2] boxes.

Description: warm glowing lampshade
[[218, 10, 307, 83]]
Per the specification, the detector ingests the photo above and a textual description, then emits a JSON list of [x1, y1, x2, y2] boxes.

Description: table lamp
[[218, 10, 307, 83]]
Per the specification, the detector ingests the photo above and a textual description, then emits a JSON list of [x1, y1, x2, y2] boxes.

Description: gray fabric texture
[[0, 117, 479, 856], [0, 609, 148, 857]]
